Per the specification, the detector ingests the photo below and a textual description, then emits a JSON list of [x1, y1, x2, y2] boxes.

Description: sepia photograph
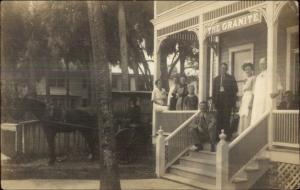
[[1, 1, 299, 190]]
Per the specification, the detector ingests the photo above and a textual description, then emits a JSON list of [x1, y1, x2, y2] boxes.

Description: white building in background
[[35, 60, 154, 108]]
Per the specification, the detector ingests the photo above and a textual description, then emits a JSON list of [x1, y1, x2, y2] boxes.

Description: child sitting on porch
[[183, 84, 198, 110], [190, 101, 217, 152]]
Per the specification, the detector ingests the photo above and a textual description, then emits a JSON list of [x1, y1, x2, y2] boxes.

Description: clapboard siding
[[219, 21, 288, 90], [220, 22, 267, 74], [277, 23, 287, 89]]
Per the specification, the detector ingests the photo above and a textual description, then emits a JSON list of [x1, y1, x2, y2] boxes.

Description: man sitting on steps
[[190, 101, 217, 152]]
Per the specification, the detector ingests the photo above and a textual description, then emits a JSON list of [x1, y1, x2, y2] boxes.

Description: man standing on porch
[[212, 63, 238, 140], [251, 57, 283, 125]]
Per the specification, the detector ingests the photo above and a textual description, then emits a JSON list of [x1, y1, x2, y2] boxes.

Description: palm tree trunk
[[160, 52, 169, 91], [87, 2, 121, 190], [118, 1, 129, 91], [27, 38, 37, 97], [45, 60, 51, 102], [65, 60, 70, 108], [179, 52, 186, 75], [89, 52, 96, 112]]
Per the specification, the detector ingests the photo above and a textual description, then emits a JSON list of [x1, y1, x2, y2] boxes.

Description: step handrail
[[228, 110, 270, 179], [165, 110, 200, 141], [156, 110, 200, 177], [217, 110, 271, 189], [229, 110, 270, 149]]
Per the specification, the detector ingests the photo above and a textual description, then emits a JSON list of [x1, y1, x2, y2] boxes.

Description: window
[[49, 78, 65, 88]]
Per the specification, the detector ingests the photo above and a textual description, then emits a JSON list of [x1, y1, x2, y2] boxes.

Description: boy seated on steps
[[190, 101, 217, 152]]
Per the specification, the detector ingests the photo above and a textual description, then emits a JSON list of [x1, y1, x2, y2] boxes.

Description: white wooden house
[[152, 1, 299, 189]]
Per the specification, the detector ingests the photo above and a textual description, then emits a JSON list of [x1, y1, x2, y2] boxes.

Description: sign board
[[206, 12, 262, 36]]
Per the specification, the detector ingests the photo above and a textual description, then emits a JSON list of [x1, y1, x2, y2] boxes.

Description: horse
[[16, 97, 98, 165], [14, 97, 145, 165]]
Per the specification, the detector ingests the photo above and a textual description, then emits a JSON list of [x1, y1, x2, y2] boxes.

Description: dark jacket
[[212, 73, 238, 109]]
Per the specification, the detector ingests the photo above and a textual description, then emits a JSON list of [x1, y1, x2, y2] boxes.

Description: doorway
[[229, 44, 254, 105]]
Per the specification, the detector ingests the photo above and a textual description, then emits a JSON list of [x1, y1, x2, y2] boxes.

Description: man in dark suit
[[212, 63, 238, 140]]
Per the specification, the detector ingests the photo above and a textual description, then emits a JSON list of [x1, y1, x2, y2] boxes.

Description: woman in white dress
[[151, 79, 168, 112], [238, 63, 256, 135]]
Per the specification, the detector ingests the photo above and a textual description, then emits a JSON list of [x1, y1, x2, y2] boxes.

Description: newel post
[[156, 127, 165, 177], [216, 129, 229, 190]]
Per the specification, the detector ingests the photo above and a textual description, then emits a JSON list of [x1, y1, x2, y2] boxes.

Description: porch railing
[[155, 110, 196, 134], [272, 110, 299, 148], [228, 111, 269, 178], [156, 111, 199, 176]]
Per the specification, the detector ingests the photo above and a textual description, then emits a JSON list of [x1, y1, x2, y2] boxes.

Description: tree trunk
[[179, 52, 186, 75], [87, 2, 121, 190], [27, 39, 37, 97], [160, 51, 169, 91], [89, 52, 96, 113], [45, 60, 51, 103], [118, 1, 129, 91], [66, 60, 70, 108], [167, 52, 180, 78]]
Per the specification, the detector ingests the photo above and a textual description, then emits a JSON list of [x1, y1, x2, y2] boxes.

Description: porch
[[152, 1, 299, 190]]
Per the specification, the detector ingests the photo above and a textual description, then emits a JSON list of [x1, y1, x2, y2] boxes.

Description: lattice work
[[277, 163, 300, 190], [254, 162, 300, 189], [268, 162, 300, 190]]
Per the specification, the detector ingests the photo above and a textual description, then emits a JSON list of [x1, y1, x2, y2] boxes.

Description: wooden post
[[216, 129, 229, 190], [198, 14, 208, 101], [21, 124, 26, 154], [266, 1, 278, 149], [156, 127, 165, 177]]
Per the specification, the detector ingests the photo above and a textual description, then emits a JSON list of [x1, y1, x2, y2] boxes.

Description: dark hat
[[242, 62, 254, 71]]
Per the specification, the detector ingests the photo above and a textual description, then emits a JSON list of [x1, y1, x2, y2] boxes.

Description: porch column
[[209, 36, 220, 97], [266, 1, 279, 149], [152, 35, 166, 143], [152, 31, 158, 143], [198, 14, 208, 101], [266, 1, 279, 109]]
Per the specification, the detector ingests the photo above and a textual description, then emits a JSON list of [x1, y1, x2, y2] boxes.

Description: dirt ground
[[1, 150, 155, 180]]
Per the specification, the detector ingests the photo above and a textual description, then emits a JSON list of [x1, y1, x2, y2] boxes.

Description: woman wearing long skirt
[[238, 63, 255, 135], [175, 75, 188, 110]]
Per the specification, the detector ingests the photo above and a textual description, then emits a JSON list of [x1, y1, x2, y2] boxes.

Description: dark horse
[[17, 97, 98, 165], [15, 97, 146, 165]]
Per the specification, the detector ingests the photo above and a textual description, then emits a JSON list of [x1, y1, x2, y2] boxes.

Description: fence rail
[[273, 110, 299, 148], [1, 121, 88, 157]]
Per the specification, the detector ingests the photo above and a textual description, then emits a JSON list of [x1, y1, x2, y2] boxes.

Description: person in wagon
[[183, 84, 198, 110], [190, 101, 217, 152], [237, 62, 256, 135], [126, 97, 141, 128]]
